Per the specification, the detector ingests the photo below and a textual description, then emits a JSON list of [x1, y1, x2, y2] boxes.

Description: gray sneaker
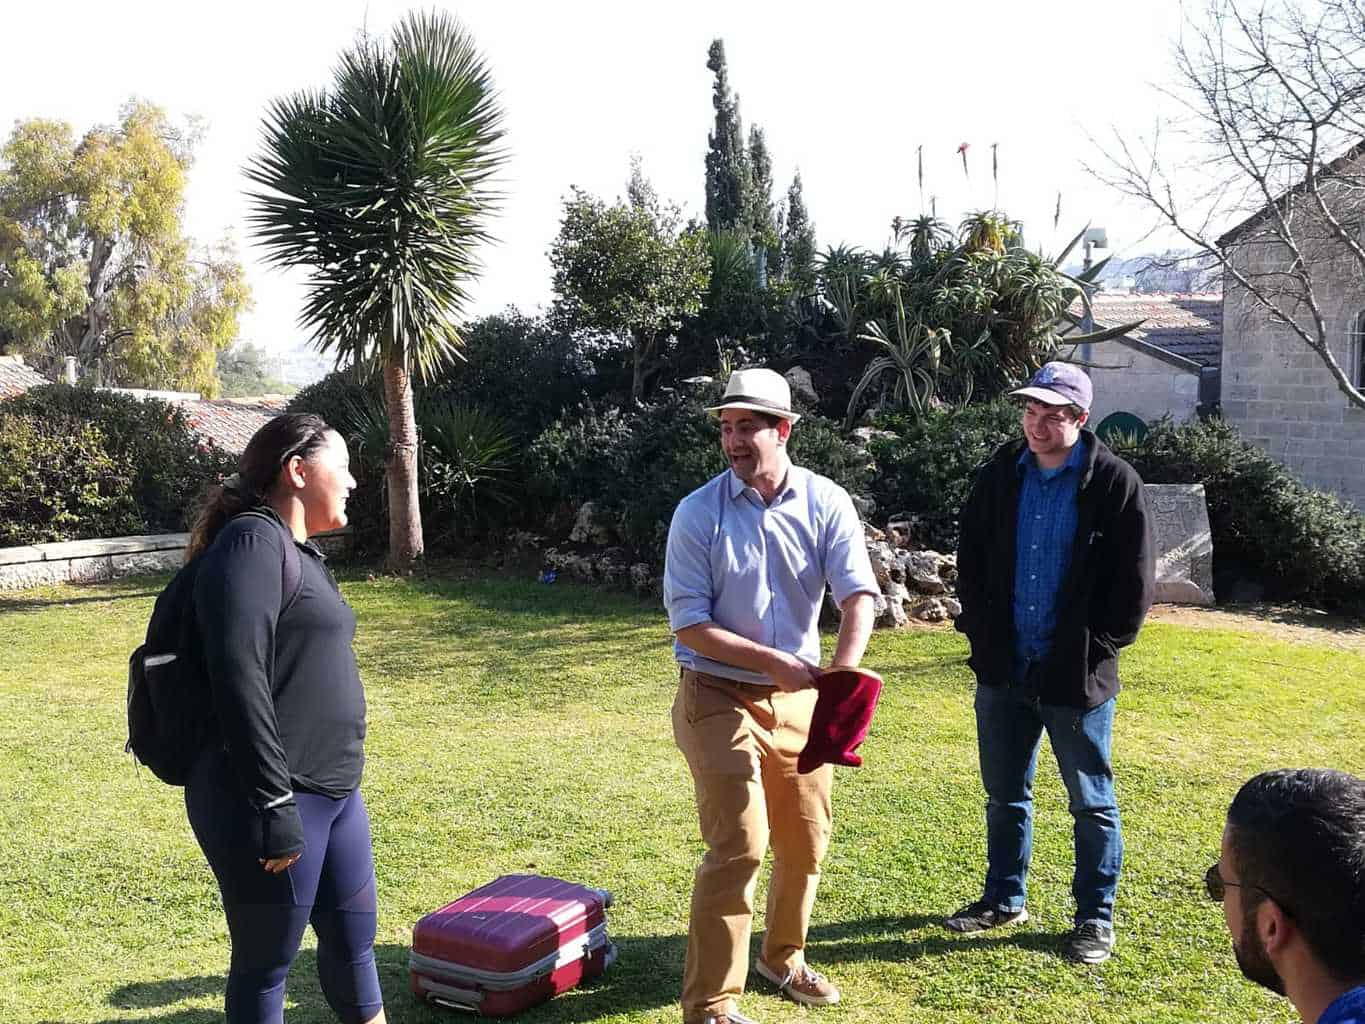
[[1065, 919, 1115, 964], [944, 899, 1030, 934]]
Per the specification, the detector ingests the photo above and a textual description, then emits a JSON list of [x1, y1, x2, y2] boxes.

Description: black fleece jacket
[[193, 508, 366, 858], [954, 431, 1155, 708]]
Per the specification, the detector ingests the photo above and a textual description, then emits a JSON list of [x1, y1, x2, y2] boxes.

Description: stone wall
[[0, 534, 188, 590], [1222, 228, 1365, 510], [0, 529, 353, 591], [1088, 343, 1200, 425]]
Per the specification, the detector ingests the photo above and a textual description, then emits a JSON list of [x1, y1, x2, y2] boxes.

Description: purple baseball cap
[[1011, 361, 1093, 411]]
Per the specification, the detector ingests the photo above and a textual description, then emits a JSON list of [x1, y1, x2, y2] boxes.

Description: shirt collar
[[1016, 436, 1088, 477], [727, 463, 802, 504]]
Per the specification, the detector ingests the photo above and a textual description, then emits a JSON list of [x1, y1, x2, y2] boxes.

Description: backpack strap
[[235, 509, 306, 615]]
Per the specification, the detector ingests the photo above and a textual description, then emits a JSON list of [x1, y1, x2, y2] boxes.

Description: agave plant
[[419, 397, 519, 524], [332, 390, 517, 529], [845, 290, 953, 427]]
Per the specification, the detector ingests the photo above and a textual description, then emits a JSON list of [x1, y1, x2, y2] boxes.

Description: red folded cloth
[[797, 666, 885, 774]]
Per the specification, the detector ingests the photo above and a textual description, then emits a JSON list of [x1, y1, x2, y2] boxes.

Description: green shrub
[[0, 412, 142, 545], [292, 377, 523, 554], [430, 311, 615, 438], [866, 400, 1020, 550], [4, 385, 234, 534], [1117, 416, 1365, 613], [287, 372, 389, 553], [527, 394, 870, 564]]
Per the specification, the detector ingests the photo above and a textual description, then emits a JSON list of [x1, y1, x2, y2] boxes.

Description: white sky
[[1, 0, 1194, 355]]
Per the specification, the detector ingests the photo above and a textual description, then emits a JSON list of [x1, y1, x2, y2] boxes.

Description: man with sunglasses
[[945, 362, 1154, 964], [1208, 769, 1365, 1024]]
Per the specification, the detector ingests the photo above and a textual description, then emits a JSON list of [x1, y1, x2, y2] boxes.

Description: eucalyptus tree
[[247, 10, 505, 564]]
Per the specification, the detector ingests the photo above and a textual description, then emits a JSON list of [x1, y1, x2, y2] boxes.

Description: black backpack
[[125, 511, 303, 785]]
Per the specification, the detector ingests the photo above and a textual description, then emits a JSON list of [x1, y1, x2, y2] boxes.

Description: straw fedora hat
[[705, 368, 801, 424]]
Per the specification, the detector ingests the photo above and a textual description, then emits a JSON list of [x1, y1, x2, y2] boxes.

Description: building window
[[1353, 311, 1365, 388]]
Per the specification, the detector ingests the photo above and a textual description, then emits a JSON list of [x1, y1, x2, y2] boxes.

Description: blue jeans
[[974, 683, 1122, 924]]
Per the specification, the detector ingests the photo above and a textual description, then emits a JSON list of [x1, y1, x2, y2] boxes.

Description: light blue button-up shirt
[[663, 464, 879, 685]]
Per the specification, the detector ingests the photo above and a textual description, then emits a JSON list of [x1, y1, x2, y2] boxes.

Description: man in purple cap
[[945, 361, 1154, 964]]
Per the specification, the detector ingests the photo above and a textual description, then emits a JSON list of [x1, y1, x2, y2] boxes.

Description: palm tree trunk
[[382, 356, 424, 566]]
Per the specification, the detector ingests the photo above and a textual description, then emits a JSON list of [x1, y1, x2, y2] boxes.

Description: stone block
[[65, 556, 115, 583], [37, 534, 188, 560], [110, 550, 182, 578], [1145, 484, 1215, 607], [0, 559, 72, 589], [0, 545, 44, 567]]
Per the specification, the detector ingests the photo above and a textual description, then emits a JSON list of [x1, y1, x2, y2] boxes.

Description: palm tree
[[246, 10, 506, 564]]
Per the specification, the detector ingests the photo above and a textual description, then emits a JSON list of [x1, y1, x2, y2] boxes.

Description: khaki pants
[[672, 669, 833, 1023]]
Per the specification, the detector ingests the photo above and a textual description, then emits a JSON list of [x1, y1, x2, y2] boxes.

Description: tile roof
[[183, 397, 287, 455], [0, 356, 52, 398], [1066, 293, 1224, 368]]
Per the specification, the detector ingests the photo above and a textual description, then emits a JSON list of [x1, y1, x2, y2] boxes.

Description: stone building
[[1216, 154, 1365, 511], [1076, 293, 1223, 426]]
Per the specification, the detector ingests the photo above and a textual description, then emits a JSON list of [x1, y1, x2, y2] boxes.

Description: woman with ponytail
[[185, 413, 385, 1024]]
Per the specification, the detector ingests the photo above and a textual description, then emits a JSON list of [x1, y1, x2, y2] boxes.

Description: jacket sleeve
[[954, 462, 989, 638], [1098, 469, 1155, 650], [193, 526, 305, 860]]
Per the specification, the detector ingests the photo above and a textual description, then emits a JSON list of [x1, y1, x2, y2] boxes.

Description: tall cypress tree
[[747, 124, 778, 255], [781, 170, 816, 292], [704, 39, 750, 232]]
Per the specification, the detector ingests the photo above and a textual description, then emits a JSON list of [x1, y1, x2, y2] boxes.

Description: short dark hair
[[1227, 768, 1365, 981]]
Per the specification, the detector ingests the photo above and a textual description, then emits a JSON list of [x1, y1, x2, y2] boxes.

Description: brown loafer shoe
[[753, 958, 841, 1006]]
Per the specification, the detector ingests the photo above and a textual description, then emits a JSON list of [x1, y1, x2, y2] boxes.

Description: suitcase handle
[[418, 975, 483, 1012], [588, 886, 614, 909]]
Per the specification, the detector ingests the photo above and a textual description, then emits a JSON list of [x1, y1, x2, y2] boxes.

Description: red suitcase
[[410, 874, 616, 1016]]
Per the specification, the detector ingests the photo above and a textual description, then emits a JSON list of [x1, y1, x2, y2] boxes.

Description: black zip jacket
[[954, 430, 1155, 708], [192, 507, 367, 858]]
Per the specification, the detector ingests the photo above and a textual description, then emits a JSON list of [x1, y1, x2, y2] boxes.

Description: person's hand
[[260, 853, 301, 874], [766, 650, 820, 692]]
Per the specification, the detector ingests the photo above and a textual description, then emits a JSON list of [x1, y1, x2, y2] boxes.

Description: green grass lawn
[[3, 572, 1360, 1024]]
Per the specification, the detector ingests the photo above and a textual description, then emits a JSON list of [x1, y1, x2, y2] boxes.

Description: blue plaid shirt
[[1013, 437, 1087, 679]]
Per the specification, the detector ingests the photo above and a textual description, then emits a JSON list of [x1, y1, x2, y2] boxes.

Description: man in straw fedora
[[664, 368, 879, 1024]]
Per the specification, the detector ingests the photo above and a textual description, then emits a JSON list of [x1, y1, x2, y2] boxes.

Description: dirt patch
[[1147, 603, 1365, 653]]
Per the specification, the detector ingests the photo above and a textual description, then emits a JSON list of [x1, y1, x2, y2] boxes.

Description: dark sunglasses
[[1204, 862, 1238, 901], [1205, 862, 1292, 916]]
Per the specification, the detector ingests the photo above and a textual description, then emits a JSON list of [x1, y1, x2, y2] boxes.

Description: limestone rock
[[1145, 483, 1215, 606], [910, 596, 950, 622], [851, 426, 899, 446], [867, 541, 896, 589], [629, 563, 654, 591], [902, 550, 947, 594], [784, 365, 819, 407], [886, 519, 913, 550], [851, 493, 876, 520], [568, 502, 617, 546]]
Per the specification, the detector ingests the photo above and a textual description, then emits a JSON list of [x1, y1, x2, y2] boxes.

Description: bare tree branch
[[1090, 0, 1365, 409]]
